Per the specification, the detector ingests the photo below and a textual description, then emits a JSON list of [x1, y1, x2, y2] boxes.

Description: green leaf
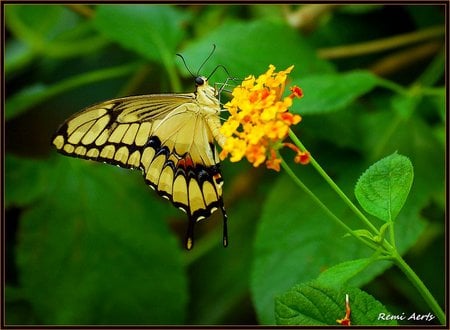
[[297, 102, 366, 151], [378, 222, 391, 239], [316, 258, 374, 287], [6, 63, 139, 120], [6, 5, 80, 45], [348, 224, 391, 244], [5, 39, 35, 74], [355, 152, 414, 222], [275, 282, 397, 325], [186, 199, 260, 324], [179, 20, 334, 84], [251, 169, 424, 324], [14, 156, 187, 324], [5, 155, 52, 208], [291, 70, 378, 115], [344, 229, 375, 240], [5, 5, 107, 59], [94, 5, 188, 65]]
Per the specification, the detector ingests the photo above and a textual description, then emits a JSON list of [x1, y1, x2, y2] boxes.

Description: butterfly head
[[194, 76, 219, 110], [195, 76, 207, 87]]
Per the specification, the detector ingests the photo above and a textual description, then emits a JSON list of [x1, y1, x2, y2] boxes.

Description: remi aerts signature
[[378, 312, 435, 322]]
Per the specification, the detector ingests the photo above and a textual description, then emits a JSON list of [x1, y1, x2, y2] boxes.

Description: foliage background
[[4, 4, 446, 326]]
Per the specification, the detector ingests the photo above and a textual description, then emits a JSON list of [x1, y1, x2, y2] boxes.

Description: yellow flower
[[219, 65, 310, 171]]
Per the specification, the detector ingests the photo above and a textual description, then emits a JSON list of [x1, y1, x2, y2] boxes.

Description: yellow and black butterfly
[[52, 72, 228, 250]]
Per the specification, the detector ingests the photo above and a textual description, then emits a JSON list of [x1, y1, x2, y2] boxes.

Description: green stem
[[158, 46, 181, 92], [287, 130, 444, 323], [166, 60, 182, 92], [419, 87, 445, 96], [388, 221, 397, 250], [288, 130, 380, 235], [416, 48, 445, 87], [393, 253, 446, 324], [376, 77, 409, 95], [281, 158, 380, 252], [377, 48, 444, 97], [318, 25, 444, 59]]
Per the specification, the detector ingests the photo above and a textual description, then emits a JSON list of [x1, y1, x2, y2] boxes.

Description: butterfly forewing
[[52, 80, 227, 250]]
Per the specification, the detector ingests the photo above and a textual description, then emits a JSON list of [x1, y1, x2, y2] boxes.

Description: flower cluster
[[219, 65, 310, 171]]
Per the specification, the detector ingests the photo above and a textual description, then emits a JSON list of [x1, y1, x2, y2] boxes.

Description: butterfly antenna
[[207, 64, 232, 82], [176, 53, 195, 78], [197, 44, 217, 76]]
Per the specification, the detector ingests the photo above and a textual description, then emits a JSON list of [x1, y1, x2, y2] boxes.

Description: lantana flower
[[219, 65, 310, 171]]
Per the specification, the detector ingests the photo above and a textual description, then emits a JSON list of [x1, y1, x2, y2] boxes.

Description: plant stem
[[281, 158, 380, 252], [393, 253, 446, 324], [166, 61, 182, 92], [286, 131, 444, 323], [388, 221, 397, 250], [369, 41, 442, 77], [318, 25, 444, 59], [158, 47, 181, 92], [376, 77, 409, 95], [288, 130, 380, 235], [416, 48, 445, 87], [65, 4, 95, 18]]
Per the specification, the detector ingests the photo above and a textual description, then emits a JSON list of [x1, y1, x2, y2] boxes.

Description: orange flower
[[266, 149, 282, 171], [289, 85, 303, 98], [284, 143, 310, 166], [219, 65, 309, 171]]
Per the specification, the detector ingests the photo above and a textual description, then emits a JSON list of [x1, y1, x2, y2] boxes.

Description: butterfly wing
[[52, 93, 226, 249]]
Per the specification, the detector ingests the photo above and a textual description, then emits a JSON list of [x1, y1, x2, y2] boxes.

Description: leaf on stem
[[275, 281, 397, 325], [290, 70, 378, 115], [316, 258, 373, 287], [355, 152, 414, 222], [94, 5, 188, 65]]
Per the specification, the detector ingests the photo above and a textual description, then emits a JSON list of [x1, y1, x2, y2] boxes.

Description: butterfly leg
[[185, 216, 196, 250]]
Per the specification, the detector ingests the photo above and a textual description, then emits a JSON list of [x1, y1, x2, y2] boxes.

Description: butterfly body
[[52, 77, 227, 250]]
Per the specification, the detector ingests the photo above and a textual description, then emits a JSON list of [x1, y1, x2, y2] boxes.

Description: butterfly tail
[[185, 208, 228, 250], [185, 216, 196, 250], [222, 207, 228, 247]]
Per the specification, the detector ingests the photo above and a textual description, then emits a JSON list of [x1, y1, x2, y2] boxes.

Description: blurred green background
[[4, 4, 446, 326]]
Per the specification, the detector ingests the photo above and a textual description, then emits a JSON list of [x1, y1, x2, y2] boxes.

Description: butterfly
[[52, 75, 228, 250]]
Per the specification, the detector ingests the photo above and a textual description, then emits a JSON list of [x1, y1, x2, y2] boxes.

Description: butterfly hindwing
[[52, 83, 227, 249]]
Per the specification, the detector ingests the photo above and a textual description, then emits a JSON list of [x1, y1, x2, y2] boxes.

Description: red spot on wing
[[178, 155, 194, 170]]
